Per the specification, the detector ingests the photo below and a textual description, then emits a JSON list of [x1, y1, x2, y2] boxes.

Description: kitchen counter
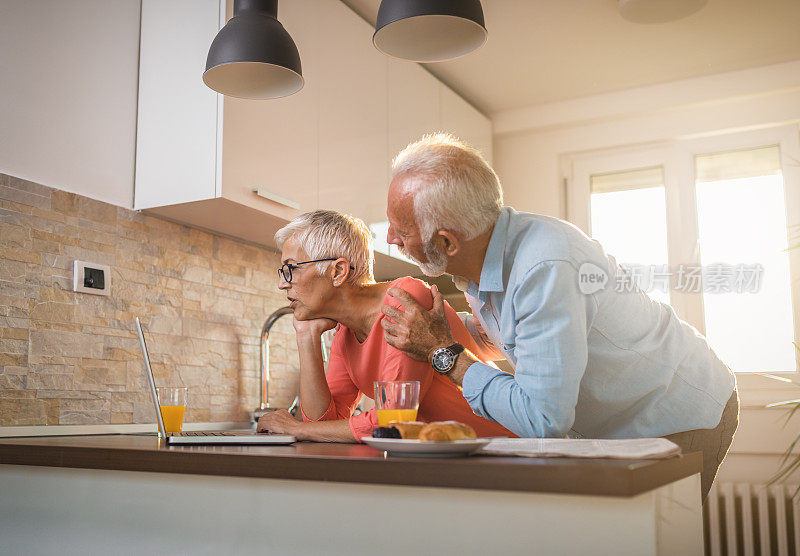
[[0, 435, 704, 554], [0, 433, 700, 497]]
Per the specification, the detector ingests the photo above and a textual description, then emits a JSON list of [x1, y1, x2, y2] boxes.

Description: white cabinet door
[[387, 60, 441, 175], [439, 84, 493, 164], [316, 1, 388, 226], [135, 0, 221, 210], [219, 0, 319, 217], [134, 0, 492, 251]]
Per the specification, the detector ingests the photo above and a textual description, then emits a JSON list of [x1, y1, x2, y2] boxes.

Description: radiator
[[705, 483, 800, 556]]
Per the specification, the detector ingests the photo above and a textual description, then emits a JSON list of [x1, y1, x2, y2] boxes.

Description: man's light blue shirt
[[460, 207, 736, 439]]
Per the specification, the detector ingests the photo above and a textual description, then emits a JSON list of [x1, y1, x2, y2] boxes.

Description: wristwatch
[[431, 343, 465, 374]]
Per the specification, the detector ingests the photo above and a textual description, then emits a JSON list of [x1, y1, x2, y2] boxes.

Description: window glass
[[590, 167, 670, 305], [368, 221, 412, 263], [695, 146, 795, 372]]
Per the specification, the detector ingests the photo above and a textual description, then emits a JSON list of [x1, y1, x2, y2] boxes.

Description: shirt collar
[[451, 275, 469, 292], [474, 208, 509, 293]]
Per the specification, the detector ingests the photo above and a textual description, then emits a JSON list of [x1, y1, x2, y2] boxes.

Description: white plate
[[361, 437, 491, 458]]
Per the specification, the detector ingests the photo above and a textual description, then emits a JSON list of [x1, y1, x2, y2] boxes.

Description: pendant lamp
[[203, 0, 303, 99], [373, 0, 487, 63]]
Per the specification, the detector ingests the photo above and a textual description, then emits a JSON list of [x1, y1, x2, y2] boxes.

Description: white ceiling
[[341, 0, 800, 115]]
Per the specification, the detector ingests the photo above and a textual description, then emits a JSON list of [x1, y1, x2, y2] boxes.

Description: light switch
[[73, 261, 111, 296]]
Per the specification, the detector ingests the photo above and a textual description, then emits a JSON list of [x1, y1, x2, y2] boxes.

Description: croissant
[[387, 421, 426, 439], [418, 421, 477, 441]]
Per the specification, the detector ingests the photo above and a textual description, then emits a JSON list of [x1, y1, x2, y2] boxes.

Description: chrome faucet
[[252, 306, 332, 423], [253, 306, 294, 422]]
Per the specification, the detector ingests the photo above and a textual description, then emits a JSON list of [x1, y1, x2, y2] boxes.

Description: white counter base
[[0, 464, 702, 555]]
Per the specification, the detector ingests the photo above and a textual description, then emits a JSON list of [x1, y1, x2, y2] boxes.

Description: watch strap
[[448, 343, 465, 356], [432, 343, 464, 374]]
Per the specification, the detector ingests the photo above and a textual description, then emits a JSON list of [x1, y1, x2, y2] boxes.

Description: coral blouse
[[301, 277, 515, 441]]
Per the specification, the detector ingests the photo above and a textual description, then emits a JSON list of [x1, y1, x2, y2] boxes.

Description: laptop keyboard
[[178, 432, 234, 436]]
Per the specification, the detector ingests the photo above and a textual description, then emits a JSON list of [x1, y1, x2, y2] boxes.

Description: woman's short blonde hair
[[274, 210, 374, 285]]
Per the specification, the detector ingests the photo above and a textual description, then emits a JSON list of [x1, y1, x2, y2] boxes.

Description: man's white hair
[[391, 133, 503, 243], [274, 210, 374, 285]]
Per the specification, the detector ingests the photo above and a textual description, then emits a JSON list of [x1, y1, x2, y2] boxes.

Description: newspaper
[[479, 437, 681, 459]]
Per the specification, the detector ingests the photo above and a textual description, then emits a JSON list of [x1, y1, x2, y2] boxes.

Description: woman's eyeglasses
[[277, 258, 355, 284]]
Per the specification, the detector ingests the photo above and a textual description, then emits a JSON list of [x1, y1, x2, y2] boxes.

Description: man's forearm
[[444, 349, 479, 387]]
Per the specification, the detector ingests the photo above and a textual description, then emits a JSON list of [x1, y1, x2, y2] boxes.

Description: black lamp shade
[[203, 0, 303, 99], [373, 0, 487, 63]]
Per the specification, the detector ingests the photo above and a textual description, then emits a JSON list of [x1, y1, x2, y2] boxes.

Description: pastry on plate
[[418, 421, 477, 441], [371, 420, 478, 441], [387, 421, 426, 439], [372, 421, 426, 439]]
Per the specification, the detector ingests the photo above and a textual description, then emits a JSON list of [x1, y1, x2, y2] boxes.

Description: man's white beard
[[399, 241, 448, 277]]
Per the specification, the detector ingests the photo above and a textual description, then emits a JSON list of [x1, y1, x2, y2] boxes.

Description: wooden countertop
[[0, 434, 701, 497]]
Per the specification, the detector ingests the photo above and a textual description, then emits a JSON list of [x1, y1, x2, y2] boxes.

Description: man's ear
[[330, 258, 351, 287], [434, 230, 460, 257]]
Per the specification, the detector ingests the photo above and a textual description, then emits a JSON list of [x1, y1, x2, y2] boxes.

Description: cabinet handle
[[252, 188, 300, 210]]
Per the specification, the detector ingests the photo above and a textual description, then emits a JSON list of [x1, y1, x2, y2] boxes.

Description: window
[[368, 221, 412, 263], [568, 127, 800, 374], [590, 166, 670, 305], [694, 147, 795, 372]]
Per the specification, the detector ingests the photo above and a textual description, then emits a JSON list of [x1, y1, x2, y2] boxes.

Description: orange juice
[[159, 405, 186, 433], [377, 408, 418, 427]]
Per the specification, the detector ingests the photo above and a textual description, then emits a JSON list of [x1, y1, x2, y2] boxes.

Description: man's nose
[[386, 225, 401, 246], [277, 275, 290, 290]]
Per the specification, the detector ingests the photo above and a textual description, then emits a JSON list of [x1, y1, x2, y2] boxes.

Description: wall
[[492, 59, 800, 218], [0, 173, 298, 427], [490, 59, 800, 484], [0, 0, 141, 208]]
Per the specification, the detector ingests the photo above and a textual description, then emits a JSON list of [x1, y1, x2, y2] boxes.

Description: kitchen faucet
[[253, 306, 331, 423], [253, 306, 293, 423]]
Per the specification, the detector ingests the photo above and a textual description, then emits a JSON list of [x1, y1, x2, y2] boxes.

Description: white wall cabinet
[[386, 60, 493, 181], [387, 60, 441, 177], [218, 0, 320, 220], [315, 0, 388, 226], [135, 0, 220, 209], [135, 0, 310, 246], [440, 84, 493, 165], [134, 0, 492, 255]]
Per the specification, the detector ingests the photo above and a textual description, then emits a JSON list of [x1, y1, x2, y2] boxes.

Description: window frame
[[564, 124, 800, 398]]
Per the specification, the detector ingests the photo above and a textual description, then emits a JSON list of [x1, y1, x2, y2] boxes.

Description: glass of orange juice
[[156, 387, 188, 435], [374, 381, 419, 427]]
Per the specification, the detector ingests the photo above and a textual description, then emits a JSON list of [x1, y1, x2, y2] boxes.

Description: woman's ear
[[330, 258, 351, 287], [435, 230, 460, 257]]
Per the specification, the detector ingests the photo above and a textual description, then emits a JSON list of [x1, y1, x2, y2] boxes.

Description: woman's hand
[[258, 412, 358, 443], [257, 410, 304, 438], [293, 314, 337, 337]]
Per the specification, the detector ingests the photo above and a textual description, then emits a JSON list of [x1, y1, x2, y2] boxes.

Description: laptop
[[135, 317, 296, 445]]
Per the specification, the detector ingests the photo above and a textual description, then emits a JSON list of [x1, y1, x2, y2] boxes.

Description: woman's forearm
[[296, 332, 333, 419], [295, 419, 357, 443], [258, 410, 356, 443]]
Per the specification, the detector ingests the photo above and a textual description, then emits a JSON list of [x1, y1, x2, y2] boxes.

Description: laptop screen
[[135, 317, 167, 438]]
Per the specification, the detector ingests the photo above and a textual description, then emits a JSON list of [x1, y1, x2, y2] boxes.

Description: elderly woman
[[256, 209, 514, 442]]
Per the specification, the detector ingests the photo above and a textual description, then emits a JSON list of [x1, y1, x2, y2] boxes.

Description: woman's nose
[[277, 275, 290, 290]]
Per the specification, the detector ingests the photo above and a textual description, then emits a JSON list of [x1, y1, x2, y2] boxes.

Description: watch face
[[433, 349, 454, 371]]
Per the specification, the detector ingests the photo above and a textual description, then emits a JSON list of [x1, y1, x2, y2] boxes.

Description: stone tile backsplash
[[0, 173, 299, 426]]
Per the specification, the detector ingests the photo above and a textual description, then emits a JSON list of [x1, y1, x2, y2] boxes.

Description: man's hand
[[257, 410, 303, 438], [380, 285, 455, 362], [293, 314, 337, 338]]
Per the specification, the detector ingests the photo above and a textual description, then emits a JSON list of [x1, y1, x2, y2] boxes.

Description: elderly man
[[380, 133, 738, 501]]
